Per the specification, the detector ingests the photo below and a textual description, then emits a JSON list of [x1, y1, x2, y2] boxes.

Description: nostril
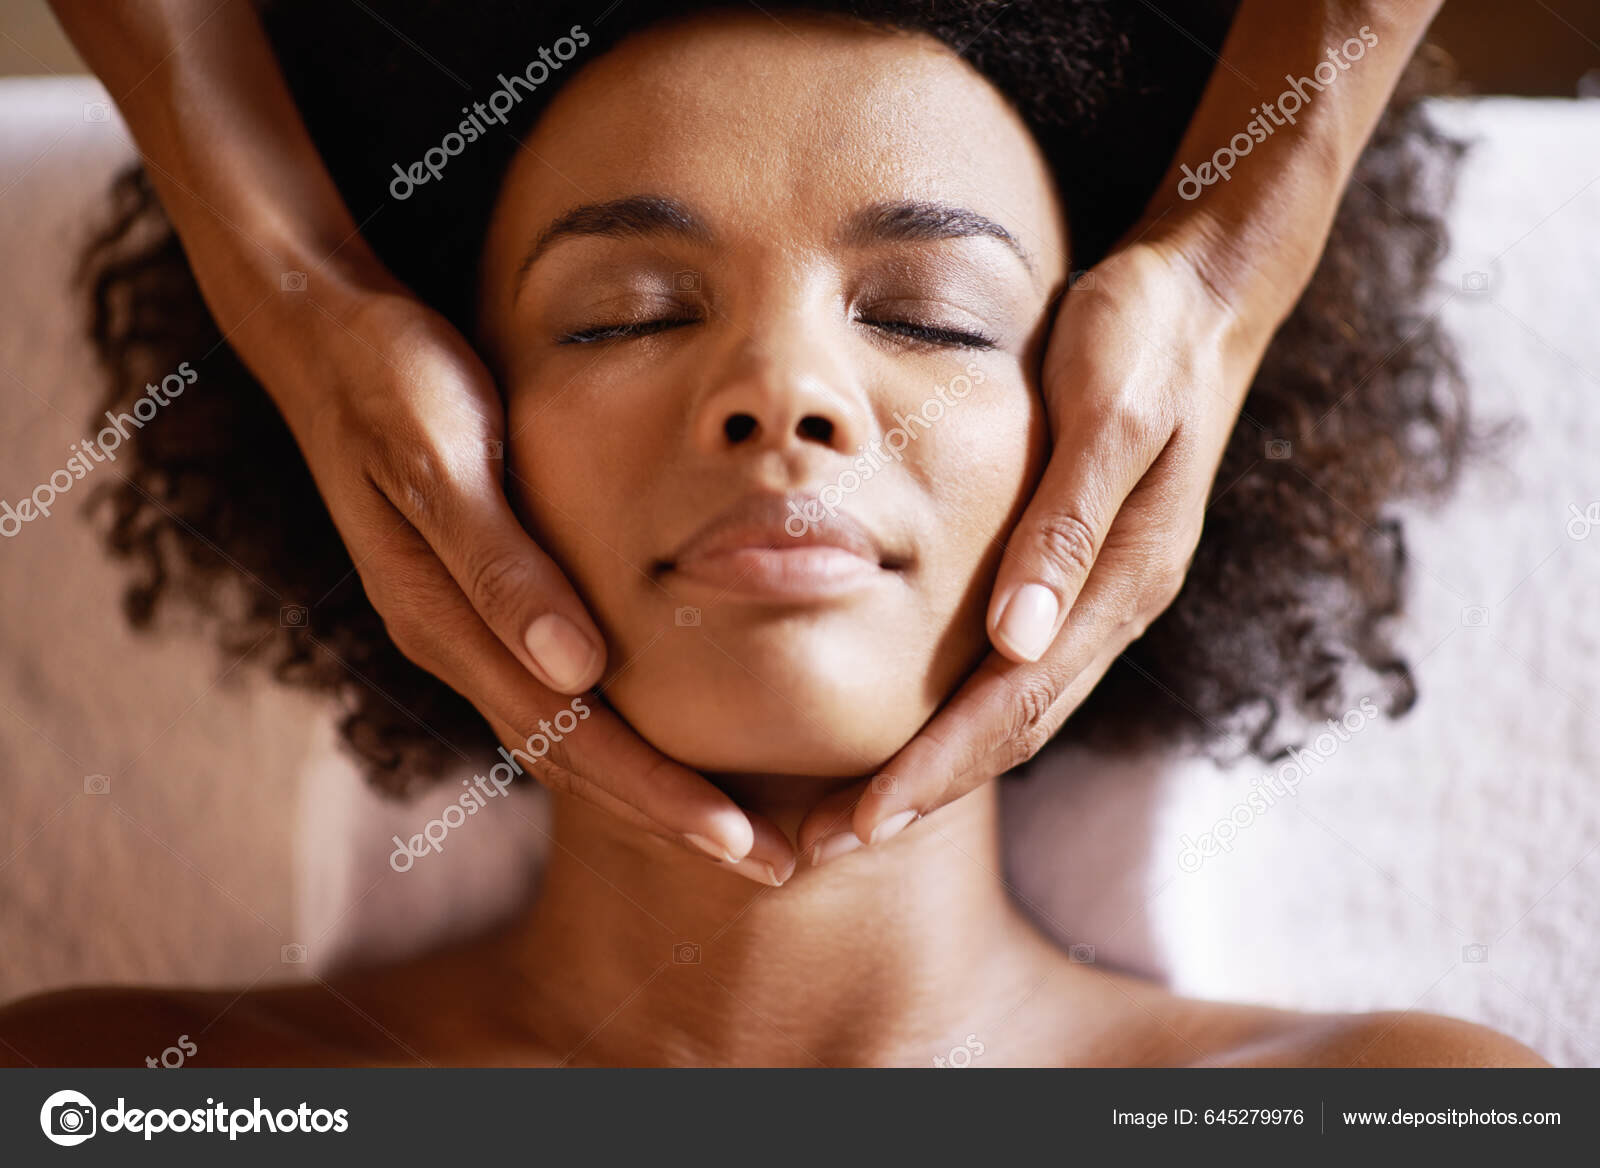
[[796, 415, 834, 445], [724, 413, 758, 444]]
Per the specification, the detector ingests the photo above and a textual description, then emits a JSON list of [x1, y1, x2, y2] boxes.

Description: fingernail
[[732, 857, 788, 887], [684, 833, 737, 864], [809, 832, 863, 868], [995, 583, 1059, 662], [868, 809, 920, 847], [524, 613, 600, 692]]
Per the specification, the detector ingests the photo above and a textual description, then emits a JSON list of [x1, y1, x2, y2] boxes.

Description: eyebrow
[[511, 194, 1034, 299], [514, 195, 712, 296], [841, 200, 1035, 274]]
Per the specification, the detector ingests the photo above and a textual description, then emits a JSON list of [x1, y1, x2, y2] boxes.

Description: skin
[[45, 0, 1449, 879], [479, 16, 1057, 785], [0, 14, 1542, 1069]]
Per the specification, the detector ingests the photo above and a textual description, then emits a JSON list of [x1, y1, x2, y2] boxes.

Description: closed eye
[[555, 315, 997, 350], [557, 317, 699, 345], [858, 318, 997, 350]]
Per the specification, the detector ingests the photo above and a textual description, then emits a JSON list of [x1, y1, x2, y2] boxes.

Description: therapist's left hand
[[797, 237, 1276, 862]]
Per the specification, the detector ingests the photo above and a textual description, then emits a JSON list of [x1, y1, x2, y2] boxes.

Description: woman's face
[[480, 12, 1067, 778]]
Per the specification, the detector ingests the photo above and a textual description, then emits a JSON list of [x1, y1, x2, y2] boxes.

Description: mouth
[[657, 493, 909, 602]]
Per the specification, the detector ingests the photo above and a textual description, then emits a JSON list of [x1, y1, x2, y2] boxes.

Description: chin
[[635, 722, 899, 778], [603, 642, 929, 777]]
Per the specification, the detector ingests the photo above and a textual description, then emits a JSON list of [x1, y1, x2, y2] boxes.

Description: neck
[[490, 781, 1056, 1066]]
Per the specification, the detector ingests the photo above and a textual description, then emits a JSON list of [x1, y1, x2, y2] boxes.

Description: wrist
[[1131, 196, 1324, 360], [186, 216, 406, 409], [134, 100, 402, 348]]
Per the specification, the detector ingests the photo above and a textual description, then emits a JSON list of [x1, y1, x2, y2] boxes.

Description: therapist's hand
[[42, 0, 789, 885], [793, 0, 1449, 861], [797, 237, 1272, 860]]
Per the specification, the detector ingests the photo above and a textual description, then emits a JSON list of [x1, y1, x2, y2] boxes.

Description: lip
[[660, 494, 902, 602]]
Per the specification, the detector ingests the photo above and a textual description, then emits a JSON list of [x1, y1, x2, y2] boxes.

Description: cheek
[[918, 378, 1047, 593], [505, 385, 652, 630], [507, 391, 592, 537], [896, 374, 1047, 703]]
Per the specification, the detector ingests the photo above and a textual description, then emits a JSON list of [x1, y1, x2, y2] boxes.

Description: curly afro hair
[[80, 0, 1467, 795]]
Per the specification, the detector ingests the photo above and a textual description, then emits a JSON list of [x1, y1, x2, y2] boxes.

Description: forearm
[[49, 1, 394, 339], [1135, 0, 1446, 340]]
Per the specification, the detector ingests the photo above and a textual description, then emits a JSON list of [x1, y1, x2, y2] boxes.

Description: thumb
[[988, 402, 1165, 662]]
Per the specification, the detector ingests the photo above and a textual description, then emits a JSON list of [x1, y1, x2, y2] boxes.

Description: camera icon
[[1461, 270, 1491, 294], [1069, 270, 1096, 292], [673, 942, 701, 964], [45, 1095, 97, 1146], [83, 774, 111, 795], [1462, 943, 1489, 963], [1265, 438, 1292, 460], [82, 101, 110, 123], [675, 606, 701, 627], [280, 604, 308, 627], [1069, 943, 1096, 964], [1461, 606, 1489, 627], [673, 269, 701, 292], [1566, 502, 1600, 541], [281, 943, 308, 964], [483, 439, 503, 460], [280, 271, 309, 292], [870, 774, 898, 795]]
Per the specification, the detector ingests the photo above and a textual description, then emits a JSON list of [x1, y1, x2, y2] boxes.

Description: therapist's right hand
[[44, 0, 790, 883]]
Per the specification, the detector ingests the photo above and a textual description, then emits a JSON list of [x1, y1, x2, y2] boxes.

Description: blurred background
[[5, 0, 1600, 95]]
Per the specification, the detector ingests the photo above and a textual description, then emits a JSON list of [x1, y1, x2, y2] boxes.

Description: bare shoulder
[[0, 980, 388, 1068], [0, 985, 240, 1068], [0, 943, 559, 1067], [1191, 1002, 1547, 1068], [1080, 973, 1546, 1067], [1258, 1010, 1549, 1068]]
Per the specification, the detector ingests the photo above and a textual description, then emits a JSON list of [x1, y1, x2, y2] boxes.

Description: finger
[[795, 783, 868, 866], [855, 459, 1205, 846], [734, 813, 800, 887], [852, 609, 1130, 846], [485, 711, 795, 886], [502, 702, 758, 862], [354, 512, 760, 863], [370, 446, 607, 695], [987, 390, 1171, 664]]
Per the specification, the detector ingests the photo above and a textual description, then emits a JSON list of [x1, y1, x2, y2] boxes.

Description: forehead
[[492, 12, 1066, 273]]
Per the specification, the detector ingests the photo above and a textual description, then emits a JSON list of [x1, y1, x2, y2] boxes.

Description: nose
[[690, 327, 870, 461]]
